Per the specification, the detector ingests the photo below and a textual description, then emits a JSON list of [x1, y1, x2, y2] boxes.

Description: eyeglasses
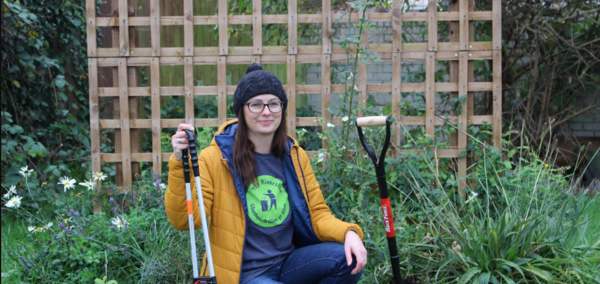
[[244, 100, 284, 113]]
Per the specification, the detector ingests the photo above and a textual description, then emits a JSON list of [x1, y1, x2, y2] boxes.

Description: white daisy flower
[[326, 123, 335, 128], [5, 196, 22, 208], [3, 185, 17, 199], [79, 180, 95, 191], [353, 85, 359, 92], [159, 183, 167, 190], [19, 166, 34, 178], [43, 222, 53, 230], [111, 217, 128, 230], [342, 116, 349, 122], [27, 226, 36, 233], [58, 177, 77, 192], [93, 172, 107, 181]]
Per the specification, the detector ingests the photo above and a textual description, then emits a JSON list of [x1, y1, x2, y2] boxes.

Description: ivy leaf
[[55, 75, 67, 88], [12, 80, 21, 88]]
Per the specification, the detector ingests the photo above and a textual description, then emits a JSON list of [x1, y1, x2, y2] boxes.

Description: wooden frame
[[86, 0, 502, 201]]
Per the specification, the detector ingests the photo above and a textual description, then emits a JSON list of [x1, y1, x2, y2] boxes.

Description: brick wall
[[564, 94, 600, 138]]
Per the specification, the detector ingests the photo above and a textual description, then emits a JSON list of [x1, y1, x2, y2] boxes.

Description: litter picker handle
[[355, 116, 402, 284], [184, 130, 217, 284], [182, 141, 200, 279]]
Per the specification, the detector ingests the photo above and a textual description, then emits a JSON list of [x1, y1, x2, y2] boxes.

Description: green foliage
[[1, 0, 91, 184], [313, 122, 599, 283], [1, 169, 194, 283]]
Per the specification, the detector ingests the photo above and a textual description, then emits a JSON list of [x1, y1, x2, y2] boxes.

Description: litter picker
[[182, 129, 217, 284], [355, 116, 402, 284]]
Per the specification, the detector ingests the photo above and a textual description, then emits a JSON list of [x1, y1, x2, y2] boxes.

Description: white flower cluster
[[3, 167, 109, 209], [28, 222, 53, 234], [3, 185, 21, 209], [58, 171, 107, 192]]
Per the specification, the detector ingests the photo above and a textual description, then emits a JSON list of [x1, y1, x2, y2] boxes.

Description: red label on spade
[[380, 198, 396, 238]]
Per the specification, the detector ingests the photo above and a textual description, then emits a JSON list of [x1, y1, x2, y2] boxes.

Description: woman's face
[[243, 94, 283, 137]]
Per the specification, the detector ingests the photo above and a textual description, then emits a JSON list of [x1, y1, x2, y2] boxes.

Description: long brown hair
[[233, 107, 288, 189]]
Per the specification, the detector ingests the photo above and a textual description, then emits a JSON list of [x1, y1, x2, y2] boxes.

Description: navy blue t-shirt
[[240, 152, 295, 283]]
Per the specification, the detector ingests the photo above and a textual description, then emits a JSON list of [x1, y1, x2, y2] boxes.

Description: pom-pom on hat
[[233, 62, 287, 116]]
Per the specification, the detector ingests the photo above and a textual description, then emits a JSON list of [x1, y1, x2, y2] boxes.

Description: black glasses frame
[[244, 101, 284, 113]]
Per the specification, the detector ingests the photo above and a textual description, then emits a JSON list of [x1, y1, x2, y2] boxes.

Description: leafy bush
[[1, 0, 91, 185]]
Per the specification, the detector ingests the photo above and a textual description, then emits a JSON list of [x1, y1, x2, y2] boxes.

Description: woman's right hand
[[172, 124, 195, 161]]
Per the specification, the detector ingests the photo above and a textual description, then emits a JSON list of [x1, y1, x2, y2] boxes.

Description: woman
[[165, 63, 367, 284]]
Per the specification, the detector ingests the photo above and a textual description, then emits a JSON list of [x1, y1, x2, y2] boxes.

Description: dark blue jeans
[[242, 242, 362, 284]]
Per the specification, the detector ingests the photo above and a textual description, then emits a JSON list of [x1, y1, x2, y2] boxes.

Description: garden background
[[2, 0, 599, 283]]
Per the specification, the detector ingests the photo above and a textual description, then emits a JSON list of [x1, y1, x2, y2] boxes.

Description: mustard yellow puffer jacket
[[165, 119, 364, 284]]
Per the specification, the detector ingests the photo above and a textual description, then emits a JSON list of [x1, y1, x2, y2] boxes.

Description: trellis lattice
[[86, 0, 502, 202]]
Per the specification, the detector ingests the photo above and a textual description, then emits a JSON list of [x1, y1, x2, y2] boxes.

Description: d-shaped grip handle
[[356, 116, 388, 127]]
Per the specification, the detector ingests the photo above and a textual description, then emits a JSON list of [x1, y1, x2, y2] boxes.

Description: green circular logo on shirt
[[246, 175, 290, 227]]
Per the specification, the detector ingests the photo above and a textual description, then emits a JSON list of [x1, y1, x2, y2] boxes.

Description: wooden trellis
[[86, 0, 502, 201]]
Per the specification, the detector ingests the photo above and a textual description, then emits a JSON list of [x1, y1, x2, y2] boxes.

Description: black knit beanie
[[233, 62, 287, 116]]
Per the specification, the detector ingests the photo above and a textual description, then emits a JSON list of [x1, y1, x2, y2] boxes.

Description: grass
[[583, 195, 600, 246], [1, 215, 29, 282]]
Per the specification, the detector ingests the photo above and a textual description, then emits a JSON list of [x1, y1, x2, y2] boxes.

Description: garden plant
[[2, 0, 599, 283]]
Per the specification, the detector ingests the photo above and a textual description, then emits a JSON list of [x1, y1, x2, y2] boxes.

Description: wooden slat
[[118, 0, 129, 56], [185, 57, 194, 124], [428, 0, 438, 52], [111, 0, 122, 188], [86, 0, 97, 57], [102, 118, 220, 129], [288, 0, 298, 55], [425, 52, 435, 137], [392, 52, 402, 145], [287, 55, 296, 137], [458, 51, 468, 195], [218, 0, 228, 55], [492, 0, 501, 51], [150, 0, 161, 56], [151, 57, 161, 174], [297, 117, 320, 127], [392, 0, 402, 53], [88, 58, 101, 211], [358, 9, 368, 116], [93, 12, 493, 27], [94, 42, 495, 57], [118, 58, 132, 186], [321, 54, 331, 148], [322, 0, 331, 54], [127, 6, 141, 184], [459, 0, 469, 50], [493, 50, 502, 149], [253, 0, 262, 54], [217, 56, 227, 123], [184, 0, 193, 56]]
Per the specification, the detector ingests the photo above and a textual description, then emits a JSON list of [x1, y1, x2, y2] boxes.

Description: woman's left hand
[[344, 230, 367, 275]]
